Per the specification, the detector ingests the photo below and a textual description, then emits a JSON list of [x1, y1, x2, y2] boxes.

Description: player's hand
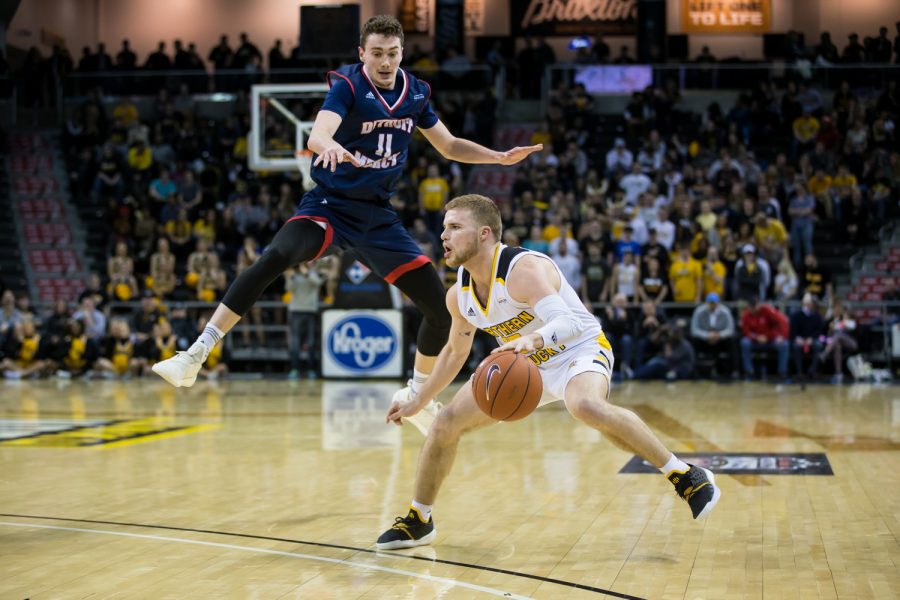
[[313, 143, 362, 172], [496, 144, 543, 165], [492, 332, 544, 354], [386, 387, 427, 426]]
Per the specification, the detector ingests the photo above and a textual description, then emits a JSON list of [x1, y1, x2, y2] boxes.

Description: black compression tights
[[221, 218, 452, 357], [392, 263, 451, 357], [222, 218, 325, 315]]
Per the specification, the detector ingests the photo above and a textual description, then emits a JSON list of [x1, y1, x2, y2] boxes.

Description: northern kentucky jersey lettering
[[313, 64, 437, 202], [457, 245, 603, 368]]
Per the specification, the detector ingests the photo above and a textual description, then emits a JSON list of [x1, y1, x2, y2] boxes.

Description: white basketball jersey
[[456, 244, 610, 369]]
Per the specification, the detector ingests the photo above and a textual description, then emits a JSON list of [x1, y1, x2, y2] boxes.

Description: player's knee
[[416, 299, 451, 356], [429, 409, 463, 443], [567, 396, 614, 426], [417, 316, 450, 356], [258, 244, 293, 272], [395, 265, 450, 329], [422, 299, 451, 329]]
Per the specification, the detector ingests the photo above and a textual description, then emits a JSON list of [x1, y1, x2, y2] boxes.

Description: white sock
[[410, 369, 429, 397], [196, 324, 224, 356], [660, 454, 690, 477], [410, 500, 432, 522]]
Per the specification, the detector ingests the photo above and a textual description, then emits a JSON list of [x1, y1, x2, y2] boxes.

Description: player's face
[[359, 34, 403, 89], [441, 209, 481, 268]]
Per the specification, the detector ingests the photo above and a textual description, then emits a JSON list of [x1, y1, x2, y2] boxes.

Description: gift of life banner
[[681, 0, 772, 34]]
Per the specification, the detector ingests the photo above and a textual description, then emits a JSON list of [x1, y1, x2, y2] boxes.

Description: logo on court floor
[[328, 315, 398, 371], [0, 418, 217, 448], [620, 453, 833, 475]]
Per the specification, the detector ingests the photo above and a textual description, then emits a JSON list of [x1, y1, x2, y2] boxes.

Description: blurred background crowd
[[0, 19, 898, 384]]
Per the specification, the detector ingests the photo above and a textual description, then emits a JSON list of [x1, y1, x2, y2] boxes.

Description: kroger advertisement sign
[[322, 309, 403, 377]]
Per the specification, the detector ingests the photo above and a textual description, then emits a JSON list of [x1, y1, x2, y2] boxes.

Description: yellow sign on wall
[[681, 0, 772, 33]]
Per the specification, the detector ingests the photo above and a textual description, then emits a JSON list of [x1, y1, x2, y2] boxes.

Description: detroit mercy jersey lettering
[[313, 63, 437, 202], [457, 245, 605, 367]]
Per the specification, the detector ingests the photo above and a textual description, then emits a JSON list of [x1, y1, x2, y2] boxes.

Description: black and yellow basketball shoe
[[668, 464, 721, 519], [375, 507, 436, 550]]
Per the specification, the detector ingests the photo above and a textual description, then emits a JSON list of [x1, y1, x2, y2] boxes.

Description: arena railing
[[97, 298, 897, 372], [59, 64, 500, 99], [588, 299, 897, 371], [540, 62, 900, 113]]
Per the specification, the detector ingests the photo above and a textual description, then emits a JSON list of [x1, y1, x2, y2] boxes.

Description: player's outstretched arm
[[307, 110, 362, 171], [419, 120, 542, 166], [493, 256, 584, 354], [386, 286, 476, 425]]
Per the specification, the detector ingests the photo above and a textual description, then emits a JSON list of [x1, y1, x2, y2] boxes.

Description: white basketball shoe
[[151, 342, 207, 388]]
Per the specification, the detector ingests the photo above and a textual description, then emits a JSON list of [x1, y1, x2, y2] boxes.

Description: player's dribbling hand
[[492, 332, 544, 354], [497, 144, 543, 165], [386, 388, 426, 426], [314, 143, 362, 172]]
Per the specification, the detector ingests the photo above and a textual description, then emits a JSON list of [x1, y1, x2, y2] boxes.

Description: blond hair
[[444, 194, 502, 241]]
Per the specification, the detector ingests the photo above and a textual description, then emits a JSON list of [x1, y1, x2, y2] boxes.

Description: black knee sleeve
[[393, 264, 452, 357], [222, 218, 326, 316]]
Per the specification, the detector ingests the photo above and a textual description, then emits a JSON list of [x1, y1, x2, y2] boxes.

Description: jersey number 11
[[376, 134, 393, 157]]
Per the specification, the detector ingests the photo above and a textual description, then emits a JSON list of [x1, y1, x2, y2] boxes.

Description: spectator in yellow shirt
[[807, 168, 832, 199], [753, 212, 788, 265], [695, 200, 717, 232], [701, 246, 726, 298], [112, 97, 139, 142], [193, 208, 217, 245], [830, 164, 857, 220], [418, 164, 449, 236], [530, 121, 552, 147], [669, 243, 703, 303], [541, 212, 565, 243], [165, 207, 193, 261], [127, 139, 153, 177], [792, 111, 820, 158]]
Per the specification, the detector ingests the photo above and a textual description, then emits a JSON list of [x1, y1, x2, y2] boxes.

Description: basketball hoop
[[296, 150, 315, 191], [249, 83, 328, 173]]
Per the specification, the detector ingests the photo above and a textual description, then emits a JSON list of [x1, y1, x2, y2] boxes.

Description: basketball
[[471, 351, 543, 421]]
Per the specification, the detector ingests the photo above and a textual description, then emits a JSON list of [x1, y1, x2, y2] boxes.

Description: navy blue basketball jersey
[[313, 63, 438, 202]]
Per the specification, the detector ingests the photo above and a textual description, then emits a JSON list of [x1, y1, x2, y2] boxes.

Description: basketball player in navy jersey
[[376, 194, 720, 550], [152, 16, 541, 388]]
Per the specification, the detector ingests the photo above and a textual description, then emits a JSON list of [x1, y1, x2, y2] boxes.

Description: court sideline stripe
[[0, 521, 529, 599], [0, 513, 645, 599]]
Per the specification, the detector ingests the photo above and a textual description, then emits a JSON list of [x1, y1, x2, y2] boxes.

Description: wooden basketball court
[[1, 378, 898, 599]]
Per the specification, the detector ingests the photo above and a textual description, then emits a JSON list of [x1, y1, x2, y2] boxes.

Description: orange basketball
[[472, 351, 543, 421]]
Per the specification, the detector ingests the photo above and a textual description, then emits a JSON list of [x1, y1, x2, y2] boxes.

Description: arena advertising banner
[[680, 0, 772, 34], [321, 309, 403, 378], [511, 0, 638, 36]]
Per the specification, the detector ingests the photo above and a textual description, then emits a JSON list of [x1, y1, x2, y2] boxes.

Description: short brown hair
[[360, 15, 404, 48], [445, 194, 502, 241]]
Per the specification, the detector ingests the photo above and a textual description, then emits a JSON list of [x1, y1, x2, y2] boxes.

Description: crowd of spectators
[[6, 30, 497, 105], [484, 29, 898, 382], [1, 26, 899, 383]]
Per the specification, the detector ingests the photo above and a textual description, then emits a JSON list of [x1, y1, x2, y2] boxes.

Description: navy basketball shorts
[[288, 188, 431, 283]]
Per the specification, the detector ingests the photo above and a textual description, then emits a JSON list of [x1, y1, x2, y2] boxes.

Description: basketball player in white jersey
[[376, 194, 720, 550]]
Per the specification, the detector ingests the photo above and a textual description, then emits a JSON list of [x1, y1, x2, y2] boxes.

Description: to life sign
[[681, 0, 771, 34]]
